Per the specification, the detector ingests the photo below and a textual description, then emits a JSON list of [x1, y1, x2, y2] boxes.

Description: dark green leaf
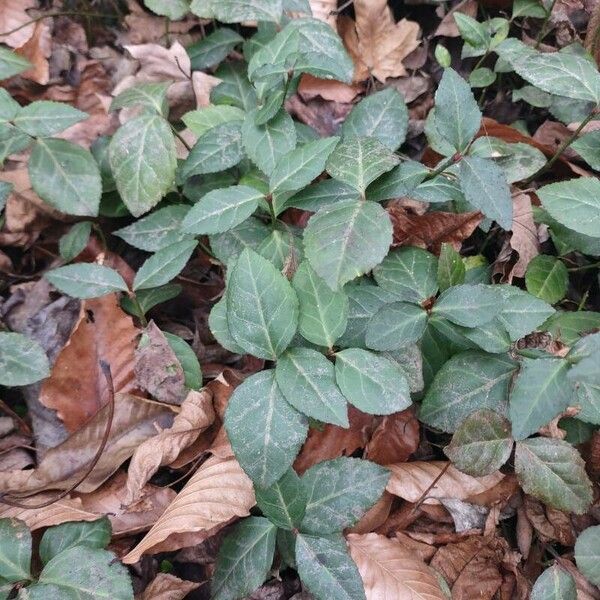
[[110, 82, 169, 116], [46, 264, 128, 298], [164, 332, 202, 390], [182, 105, 244, 137], [531, 565, 576, 600], [209, 217, 271, 264], [432, 284, 504, 327], [13, 101, 86, 137], [437, 243, 465, 291], [255, 470, 306, 530], [0, 519, 31, 582], [121, 284, 182, 318], [365, 302, 428, 350], [366, 160, 427, 202], [575, 526, 600, 586], [59, 222, 92, 262], [525, 255, 569, 304], [187, 28, 243, 70], [0, 48, 31, 80]]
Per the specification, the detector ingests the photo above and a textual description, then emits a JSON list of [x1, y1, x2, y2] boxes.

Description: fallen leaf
[[140, 573, 200, 600], [122, 454, 255, 563], [440, 498, 489, 532], [341, 0, 421, 82], [386, 461, 505, 505], [556, 557, 600, 600], [435, 0, 478, 37], [393, 531, 437, 562], [349, 491, 394, 534], [0, 0, 36, 48], [510, 193, 540, 278], [298, 73, 362, 103], [348, 533, 446, 600], [192, 71, 222, 108], [124, 388, 215, 505], [364, 408, 420, 465], [135, 321, 186, 405], [533, 120, 574, 154], [15, 20, 51, 85], [0, 394, 174, 495], [523, 495, 576, 545], [293, 406, 373, 474], [309, 0, 337, 27], [39, 294, 139, 431], [387, 202, 483, 254]]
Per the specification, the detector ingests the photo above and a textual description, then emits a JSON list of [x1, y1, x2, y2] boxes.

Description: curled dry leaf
[[122, 454, 255, 563], [387, 202, 483, 254], [0, 394, 174, 495], [298, 73, 362, 103], [364, 408, 420, 465], [140, 573, 200, 600], [386, 461, 505, 505], [39, 293, 139, 432], [509, 193, 540, 278], [347, 533, 446, 600], [124, 388, 215, 505], [0, 0, 37, 48], [341, 0, 421, 81], [15, 20, 51, 85]]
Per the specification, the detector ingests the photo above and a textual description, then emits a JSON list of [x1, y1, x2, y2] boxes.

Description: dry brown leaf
[[387, 203, 483, 254], [39, 293, 139, 431], [349, 491, 394, 534], [77, 471, 176, 537], [140, 573, 200, 600], [393, 532, 437, 562], [0, 0, 36, 48], [510, 193, 540, 278], [192, 71, 222, 107], [523, 495, 576, 545], [556, 558, 600, 600], [386, 461, 505, 505], [14, 20, 50, 85], [348, 533, 446, 600], [294, 406, 373, 474], [122, 454, 255, 563], [343, 0, 421, 82], [434, 0, 478, 37], [298, 73, 361, 103], [124, 388, 215, 505], [309, 0, 337, 27], [364, 408, 420, 465], [0, 394, 174, 495], [135, 320, 186, 405]]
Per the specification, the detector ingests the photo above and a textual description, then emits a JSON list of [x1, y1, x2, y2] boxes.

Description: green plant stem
[[535, 0, 558, 49], [0, 11, 114, 37], [568, 261, 600, 272], [129, 293, 148, 327], [424, 155, 457, 181], [523, 109, 597, 183]]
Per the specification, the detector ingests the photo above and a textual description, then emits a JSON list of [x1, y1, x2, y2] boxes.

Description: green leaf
[[181, 185, 263, 235], [366, 160, 427, 202], [575, 526, 600, 586], [254, 90, 286, 125], [435, 44, 452, 67], [209, 217, 271, 264], [341, 89, 408, 150], [110, 82, 169, 116], [285, 179, 360, 212], [444, 409, 513, 477], [296, 534, 366, 600], [531, 565, 576, 600], [257, 228, 304, 270], [187, 28, 243, 70], [182, 105, 244, 137], [326, 137, 398, 194], [292, 261, 348, 348], [459, 156, 512, 229], [39, 518, 111, 566], [114, 205, 191, 252], [514, 437, 593, 514], [0, 181, 11, 211], [454, 12, 489, 47], [181, 122, 243, 180], [434, 68, 481, 153], [525, 255, 568, 304], [13, 101, 86, 137], [132, 239, 198, 291], [437, 243, 465, 292], [469, 67, 496, 87], [29, 139, 101, 216], [498, 39, 600, 103], [121, 284, 182, 318], [227, 249, 298, 359], [572, 130, 600, 170], [304, 200, 392, 291], [0, 125, 31, 165], [255, 470, 306, 530], [335, 348, 411, 415], [420, 351, 517, 432], [0, 519, 30, 582], [145, 0, 189, 19], [276, 347, 349, 427], [225, 370, 308, 487], [36, 546, 133, 599], [432, 284, 504, 327], [458, 319, 511, 354], [211, 62, 258, 111], [300, 458, 388, 534], [242, 108, 296, 176], [537, 178, 600, 238], [269, 137, 339, 195], [509, 357, 574, 440], [109, 114, 177, 217], [365, 302, 428, 351], [544, 310, 600, 345], [495, 285, 555, 340], [46, 264, 128, 298], [373, 246, 438, 303], [208, 295, 245, 354], [164, 332, 202, 390], [0, 47, 31, 80], [59, 222, 92, 262], [210, 0, 282, 23]]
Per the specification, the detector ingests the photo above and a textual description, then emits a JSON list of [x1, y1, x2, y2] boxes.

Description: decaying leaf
[[15, 20, 51, 85], [364, 408, 420, 465], [124, 388, 215, 505], [509, 193, 540, 278], [122, 454, 255, 563], [298, 73, 362, 103], [309, 0, 337, 28], [39, 293, 139, 431], [0, 0, 37, 48], [348, 533, 446, 600], [434, 0, 478, 37], [140, 573, 200, 600], [387, 461, 505, 505]]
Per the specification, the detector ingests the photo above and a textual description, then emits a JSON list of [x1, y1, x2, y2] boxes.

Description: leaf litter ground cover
[[0, 0, 599, 598]]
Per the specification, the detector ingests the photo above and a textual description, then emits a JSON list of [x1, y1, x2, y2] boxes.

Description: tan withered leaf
[[387, 203, 483, 254], [39, 293, 139, 431], [364, 408, 420, 465], [510, 193, 540, 278], [434, 0, 478, 37], [386, 461, 504, 505], [122, 454, 255, 564], [309, 0, 337, 27], [0, 394, 174, 495], [342, 0, 421, 82], [348, 533, 446, 600], [124, 388, 215, 505], [298, 73, 361, 103], [348, 492, 394, 534], [15, 20, 51, 85], [141, 574, 200, 600], [0, 0, 36, 48]]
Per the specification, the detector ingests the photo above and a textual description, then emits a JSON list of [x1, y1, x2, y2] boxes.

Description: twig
[[0, 362, 116, 509], [0, 398, 32, 436], [411, 462, 451, 512], [535, 0, 558, 49]]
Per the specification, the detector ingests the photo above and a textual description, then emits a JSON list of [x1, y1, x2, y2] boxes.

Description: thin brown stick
[[0, 398, 32, 436], [0, 361, 116, 509], [412, 462, 451, 512]]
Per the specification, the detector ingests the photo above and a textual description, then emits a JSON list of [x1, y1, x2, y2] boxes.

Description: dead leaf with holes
[[339, 0, 421, 82], [348, 533, 446, 600]]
